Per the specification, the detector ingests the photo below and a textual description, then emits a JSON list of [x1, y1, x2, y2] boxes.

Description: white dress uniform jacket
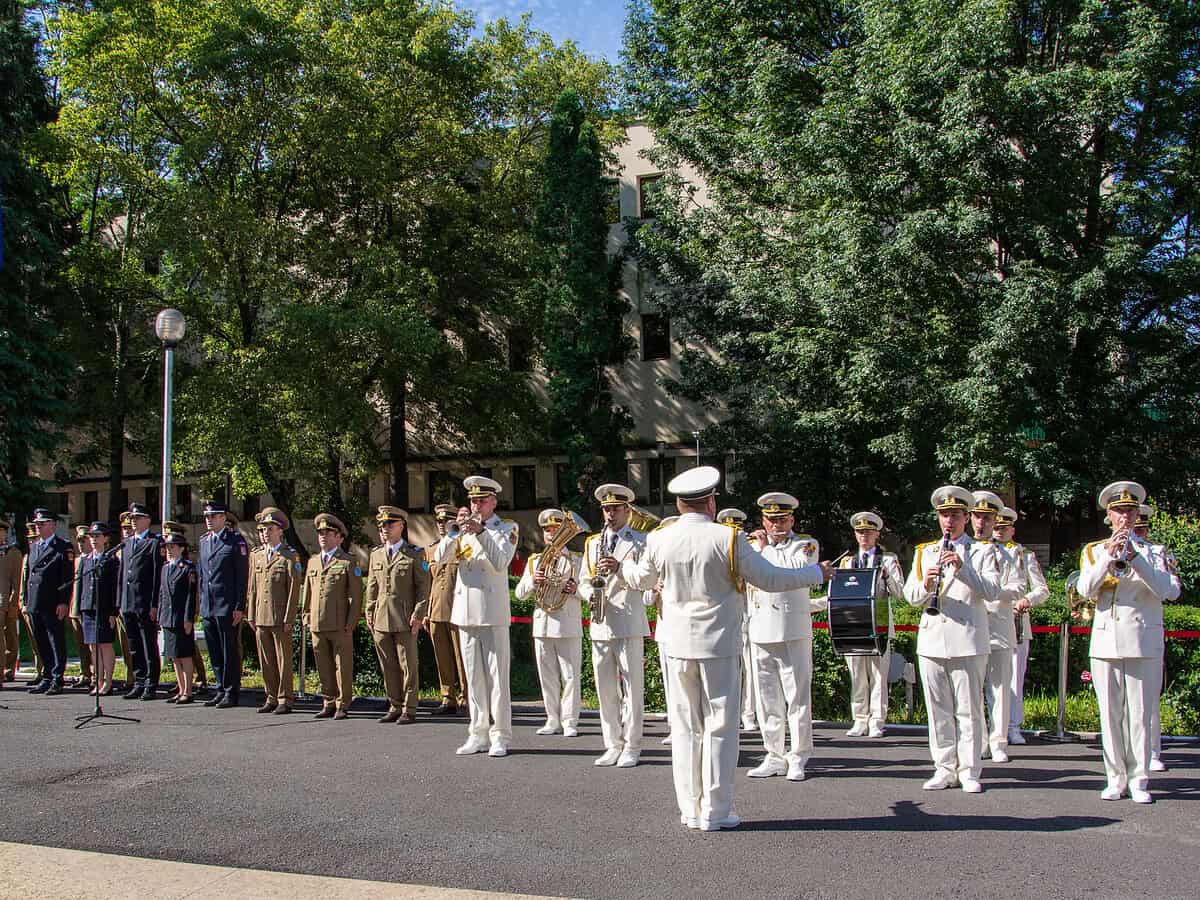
[[746, 535, 822, 643], [578, 526, 650, 639], [515, 550, 584, 638], [903, 535, 998, 659], [1008, 542, 1050, 640], [435, 515, 518, 627]]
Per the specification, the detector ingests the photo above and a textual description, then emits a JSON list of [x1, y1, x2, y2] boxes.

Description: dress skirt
[[81, 610, 116, 645], [163, 626, 196, 660]]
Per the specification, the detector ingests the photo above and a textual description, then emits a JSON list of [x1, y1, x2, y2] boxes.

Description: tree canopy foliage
[[624, 0, 1200, 544]]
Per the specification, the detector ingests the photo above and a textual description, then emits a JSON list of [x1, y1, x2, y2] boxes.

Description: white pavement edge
[[0, 841, 567, 900]]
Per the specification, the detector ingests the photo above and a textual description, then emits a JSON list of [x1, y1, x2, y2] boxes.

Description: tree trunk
[[387, 375, 409, 507]]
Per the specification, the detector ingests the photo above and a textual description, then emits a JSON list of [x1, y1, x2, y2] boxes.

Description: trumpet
[[1109, 528, 1134, 572], [449, 513, 483, 536]]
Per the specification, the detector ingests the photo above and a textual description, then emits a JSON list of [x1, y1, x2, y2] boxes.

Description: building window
[[512, 465, 536, 510], [84, 491, 99, 524], [647, 456, 677, 508], [145, 486, 160, 522], [605, 177, 621, 224], [175, 484, 193, 522], [638, 174, 664, 219], [428, 469, 489, 512], [642, 313, 671, 361], [508, 327, 534, 372]]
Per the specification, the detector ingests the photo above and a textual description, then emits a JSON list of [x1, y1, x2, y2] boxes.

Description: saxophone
[[533, 515, 583, 613], [588, 529, 616, 625]]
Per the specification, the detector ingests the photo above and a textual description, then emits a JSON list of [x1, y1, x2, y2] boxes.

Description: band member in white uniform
[[578, 484, 650, 768], [744, 493, 823, 782], [434, 476, 519, 758], [624, 468, 833, 831], [992, 506, 1049, 747], [970, 490, 1026, 763], [903, 485, 1001, 793], [1078, 482, 1179, 803], [650, 515, 678, 745], [515, 509, 584, 738], [841, 512, 904, 738], [717, 508, 760, 733], [1132, 504, 1170, 772]]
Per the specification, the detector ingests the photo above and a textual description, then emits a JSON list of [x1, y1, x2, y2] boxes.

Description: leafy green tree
[[0, 0, 72, 526], [623, 0, 1200, 550], [532, 90, 633, 511]]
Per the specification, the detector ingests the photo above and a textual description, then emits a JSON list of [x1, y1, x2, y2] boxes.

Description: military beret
[[314, 512, 347, 536], [1098, 481, 1145, 510]]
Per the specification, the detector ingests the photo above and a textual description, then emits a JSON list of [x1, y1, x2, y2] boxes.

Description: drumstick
[[830, 551, 851, 567]]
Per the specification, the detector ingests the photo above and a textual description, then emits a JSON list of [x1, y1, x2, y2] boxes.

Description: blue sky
[[458, 0, 630, 62]]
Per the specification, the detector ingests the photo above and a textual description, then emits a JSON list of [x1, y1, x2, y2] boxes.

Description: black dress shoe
[[432, 703, 457, 715], [29, 681, 50, 694], [204, 693, 224, 707], [216, 696, 237, 709], [124, 685, 144, 700], [314, 706, 335, 719], [45, 682, 64, 696], [257, 700, 278, 714], [175, 695, 194, 705], [140, 686, 158, 701]]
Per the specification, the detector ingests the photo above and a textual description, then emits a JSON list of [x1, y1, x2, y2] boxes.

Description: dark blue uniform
[[158, 558, 198, 659], [119, 532, 164, 696], [79, 551, 119, 644], [199, 527, 249, 702], [25, 534, 74, 687]]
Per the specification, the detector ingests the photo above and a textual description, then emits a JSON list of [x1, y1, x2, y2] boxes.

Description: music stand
[[75, 638, 140, 729]]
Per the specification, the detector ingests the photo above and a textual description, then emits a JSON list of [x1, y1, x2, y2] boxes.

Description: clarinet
[[926, 531, 953, 616]]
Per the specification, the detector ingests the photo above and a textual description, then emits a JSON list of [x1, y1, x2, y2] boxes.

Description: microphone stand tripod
[[75, 637, 141, 729]]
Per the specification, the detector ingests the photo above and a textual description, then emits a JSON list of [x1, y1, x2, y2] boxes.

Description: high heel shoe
[[175, 694, 194, 705]]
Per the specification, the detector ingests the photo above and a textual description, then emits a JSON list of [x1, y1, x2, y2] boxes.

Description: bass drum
[[827, 568, 888, 656]]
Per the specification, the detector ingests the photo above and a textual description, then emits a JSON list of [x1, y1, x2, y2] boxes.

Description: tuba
[[533, 513, 584, 613], [628, 505, 660, 533], [1066, 570, 1094, 624]]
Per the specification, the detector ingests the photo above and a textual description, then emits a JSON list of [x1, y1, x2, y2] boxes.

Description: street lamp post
[[656, 441, 667, 518], [154, 309, 187, 526], [692, 430, 701, 467]]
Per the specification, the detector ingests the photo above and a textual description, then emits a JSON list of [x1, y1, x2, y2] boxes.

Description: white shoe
[[680, 814, 700, 829], [960, 778, 983, 794], [535, 723, 558, 736], [1100, 784, 1124, 801], [786, 759, 806, 782], [488, 743, 508, 758], [699, 814, 741, 831], [594, 748, 622, 767], [563, 726, 578, 738], [923, 771, 957, 790], [741, 721, 758, 732], [617, 750, 640, 768], [747, 759, 787, 778], [1149, 756, 1167, 772], [1130, 788, 1153, 804], [455, 739, 488, 755], [661, 734, 673, 745], [845, 723, 869, 737], [1007, 728, 1027, 745], [867, 726, 885, 738], [991, 748, 1010, 763]]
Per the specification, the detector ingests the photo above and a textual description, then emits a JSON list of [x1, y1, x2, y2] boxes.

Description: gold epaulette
[[583, 534, 600, 577], [1082, 539, 1107, 565]]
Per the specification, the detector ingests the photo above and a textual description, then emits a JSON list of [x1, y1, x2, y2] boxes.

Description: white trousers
[[1008, 638, 1030, 729], [460, 625, 512, 745], [592, 637, 644, 752], [919, 654, 985, 780], [753, 639, 813, 764], [658, 640, 672, 731], [1092, 655, 1158, 790], [847, 651, 890, 729], [534, 636, 581, 729], [1151, 656, 1164, 758], [740, 631, 760, 727], [982, 646, 1013, 753], [666, 654, 740, 822]]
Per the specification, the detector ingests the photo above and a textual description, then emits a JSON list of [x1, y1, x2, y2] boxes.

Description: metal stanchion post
[[1039, 571, 1082, 743]]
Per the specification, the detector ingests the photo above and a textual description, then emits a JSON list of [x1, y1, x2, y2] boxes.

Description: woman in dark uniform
[[159, 532, 199, 704], [79, 522, 119, 695]]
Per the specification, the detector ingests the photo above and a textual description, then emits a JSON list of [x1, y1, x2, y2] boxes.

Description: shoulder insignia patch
[[240, 544, 247, 556], [353, 566, 362, 577]]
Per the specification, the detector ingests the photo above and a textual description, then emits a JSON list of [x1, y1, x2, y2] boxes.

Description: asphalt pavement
[[0, 683, 1195, 900]]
